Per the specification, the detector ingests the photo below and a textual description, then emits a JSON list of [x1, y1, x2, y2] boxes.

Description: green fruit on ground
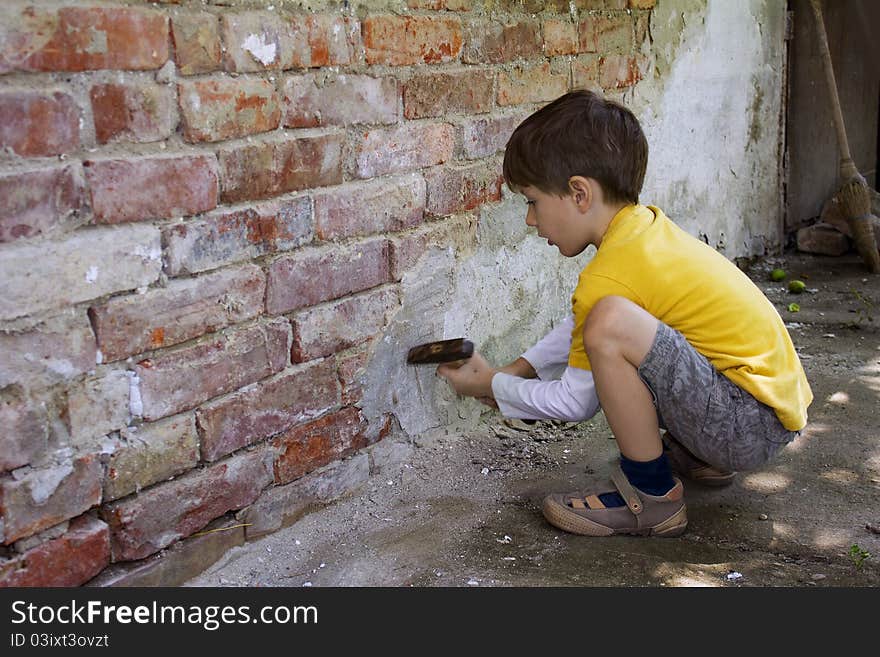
[[770, 268, 786, 281], [788, 280, 806, 294], [788, 303, 800, 312]]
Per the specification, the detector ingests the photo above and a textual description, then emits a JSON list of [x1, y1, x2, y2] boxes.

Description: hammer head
[[406, 338, 474, 364]]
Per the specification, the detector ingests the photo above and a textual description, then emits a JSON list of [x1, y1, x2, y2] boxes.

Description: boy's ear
[[567, 176, 592, 211]]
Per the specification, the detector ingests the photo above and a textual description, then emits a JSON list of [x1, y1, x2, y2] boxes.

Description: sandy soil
[[186, 252, 880, 588]]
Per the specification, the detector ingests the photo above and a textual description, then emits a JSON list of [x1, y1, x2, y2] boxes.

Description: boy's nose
[[525, 208, 537, 227]]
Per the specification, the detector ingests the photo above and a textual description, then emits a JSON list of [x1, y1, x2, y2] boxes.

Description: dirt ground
[[185, 251, 880, 588]]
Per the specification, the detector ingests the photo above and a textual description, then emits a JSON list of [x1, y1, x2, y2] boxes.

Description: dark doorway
[[785, 0, 880, 233]]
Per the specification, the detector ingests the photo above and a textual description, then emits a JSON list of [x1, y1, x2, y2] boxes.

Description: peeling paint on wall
[[242, 34, 277, 66], [25, 463, 74, 505]]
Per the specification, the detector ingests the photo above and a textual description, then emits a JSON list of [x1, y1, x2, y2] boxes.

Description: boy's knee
[[582, 296, 632, 351]]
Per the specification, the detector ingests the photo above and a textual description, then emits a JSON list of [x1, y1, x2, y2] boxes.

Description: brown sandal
[[542, 464, 688, 537]]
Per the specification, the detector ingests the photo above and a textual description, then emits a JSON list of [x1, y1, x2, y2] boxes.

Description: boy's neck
[[592, 201, 631, 247]]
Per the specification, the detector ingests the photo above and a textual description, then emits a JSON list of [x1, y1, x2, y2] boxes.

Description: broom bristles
[[834, 176, 880, 273], [836, 177, 872, 217]]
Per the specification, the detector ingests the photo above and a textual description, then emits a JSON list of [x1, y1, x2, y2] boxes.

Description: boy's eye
[[525, 200, 535, 206]]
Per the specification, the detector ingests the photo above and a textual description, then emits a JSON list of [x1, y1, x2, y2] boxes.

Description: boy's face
[[520, 185, 593, 257]]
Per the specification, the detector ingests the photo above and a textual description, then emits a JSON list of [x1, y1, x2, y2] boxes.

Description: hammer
[[406, 338, 474, 365]]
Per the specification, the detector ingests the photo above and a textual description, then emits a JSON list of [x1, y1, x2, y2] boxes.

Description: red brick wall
[[0, 0, 654, 586]]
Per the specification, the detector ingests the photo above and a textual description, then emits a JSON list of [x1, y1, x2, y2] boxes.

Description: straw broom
[[809, 0, 880, 273]]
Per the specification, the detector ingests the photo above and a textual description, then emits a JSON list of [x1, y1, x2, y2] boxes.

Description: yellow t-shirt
[[569, 204, 813, 431]]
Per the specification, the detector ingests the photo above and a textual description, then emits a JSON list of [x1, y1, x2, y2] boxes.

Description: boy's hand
[[436, 351, 497, 400]]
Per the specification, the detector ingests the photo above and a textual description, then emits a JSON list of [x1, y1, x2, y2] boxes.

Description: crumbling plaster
[[360, 0, 788, 439]]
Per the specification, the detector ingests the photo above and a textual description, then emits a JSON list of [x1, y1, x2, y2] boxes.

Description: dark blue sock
[[598, 453, 676, 508]]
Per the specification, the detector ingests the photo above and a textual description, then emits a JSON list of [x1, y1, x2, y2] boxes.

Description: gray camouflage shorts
[[637, 322, 798, 472]]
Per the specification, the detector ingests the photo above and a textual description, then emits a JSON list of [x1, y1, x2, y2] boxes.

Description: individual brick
[[497, 62, 569, 106], [171, 11, 223, 75], [796, 223, 850, 257], [66, 369, 130, 448], [582, 14, 634, 54], [0, 165, 85, 243], [290, 286, 399, 363], [363, 15, 462, 65], [265, 239, 392, 315], [133, 319, 290, 421], [458, 111, 529, 159], [102, 414, 199, 502], [220, 11, 303, 72], [0, 455, 102, 545], [101, 447, 273, 561], [0, 6, 169, 73], [196, 359, 340, 462], [90, 264, 266, 361], [313, 175, 425, 241], [218, 132, 344, 203], [300, 14, 361, 67], [90, 82, 174, 144], [162, 196, 311, 276], [280, 73, 398, 128], [178, 78, 280, 143], [355, 123, 455, 179], [271, 407, 369, 484], [462, 18, 542, 63], [0, 225, 162, 322], [0, 90, 80, 157], [424, 160, 503, 216], [84, 154, 218, 224], [543, 19, 578, 56], [403, 68, 494, 119], [0, 313, 97, 389], [572, 55, 601, 91], [0, 515, 110, 587], [0, 389, 48, 472], [222, 12, 361, 72]]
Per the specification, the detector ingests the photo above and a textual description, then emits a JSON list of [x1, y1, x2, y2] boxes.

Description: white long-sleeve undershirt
[[490, 315, 601, 422]]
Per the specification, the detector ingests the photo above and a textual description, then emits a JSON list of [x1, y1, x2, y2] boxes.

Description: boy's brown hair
[[503, 89, 648, 204]]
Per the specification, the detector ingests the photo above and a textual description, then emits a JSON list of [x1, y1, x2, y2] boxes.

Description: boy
[[437, 90, 812, 537]]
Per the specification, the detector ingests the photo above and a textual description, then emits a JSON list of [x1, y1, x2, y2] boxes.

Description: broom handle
[[809, 0, 859, 179]]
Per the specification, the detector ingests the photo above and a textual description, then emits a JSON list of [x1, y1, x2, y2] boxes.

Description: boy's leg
[[541, 295, 687, 537], [581, 295, 663, 461], [585, 295, 737, 485]]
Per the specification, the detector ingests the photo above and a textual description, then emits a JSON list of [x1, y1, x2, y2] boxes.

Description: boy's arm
[[437, 353, 600, 422], [491, 366, 599, 422], [519, 315, 574, 380], [492, 315, 574, 381], [436, 315, 597, 421]]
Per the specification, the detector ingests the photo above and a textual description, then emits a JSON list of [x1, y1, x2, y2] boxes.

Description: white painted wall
[[634, 0, 787, 258]]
